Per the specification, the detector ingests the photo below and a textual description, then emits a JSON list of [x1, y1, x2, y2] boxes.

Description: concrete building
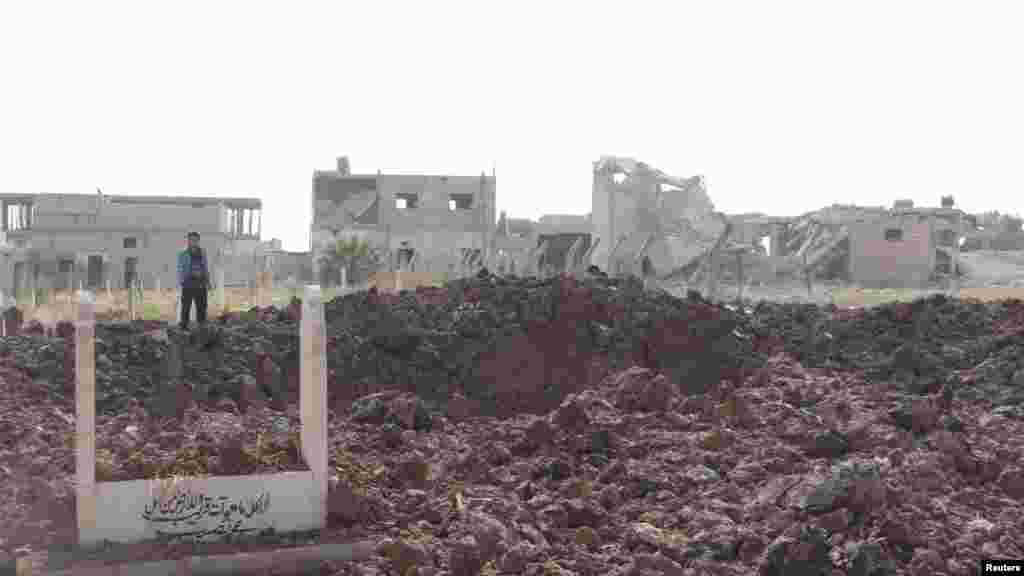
[[311, 156, 496, 285], [0, 191, 264, 297], [847, 204, 963, 288]]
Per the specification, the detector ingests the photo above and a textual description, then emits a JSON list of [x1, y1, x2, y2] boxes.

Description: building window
[[123, 237, 137, 249], [884, 228, 903, 242], [449, 193, 474, 211], [396, 193, 419, 210], [226, 206, 261, 238], [4, 202, 33, 231]]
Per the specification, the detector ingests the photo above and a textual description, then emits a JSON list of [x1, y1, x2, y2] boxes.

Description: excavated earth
[[0, 273, 1023, 574]]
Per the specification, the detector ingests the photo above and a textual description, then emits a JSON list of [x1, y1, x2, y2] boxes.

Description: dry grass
[[11, 283, 377, 325], [16, 287, 287, 325]]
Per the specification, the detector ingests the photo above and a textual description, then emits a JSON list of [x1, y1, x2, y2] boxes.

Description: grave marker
[[74, 290, 327, 548]]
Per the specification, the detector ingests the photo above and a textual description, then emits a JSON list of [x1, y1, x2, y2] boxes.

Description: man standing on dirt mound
[[177, 231, 209, 330]]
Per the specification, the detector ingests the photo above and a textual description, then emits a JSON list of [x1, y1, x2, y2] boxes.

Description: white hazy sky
[[2, 1, 1022, 252]]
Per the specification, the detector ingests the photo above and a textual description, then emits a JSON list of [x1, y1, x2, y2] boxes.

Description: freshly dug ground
[[0, 273, 1022, 574]]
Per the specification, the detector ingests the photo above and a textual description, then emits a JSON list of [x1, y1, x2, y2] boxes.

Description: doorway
[[87, 255, 103, 289], [124, 257, 138, 289]]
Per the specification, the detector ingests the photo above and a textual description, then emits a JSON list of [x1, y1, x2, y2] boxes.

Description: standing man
[[177, 231, 210, 330]]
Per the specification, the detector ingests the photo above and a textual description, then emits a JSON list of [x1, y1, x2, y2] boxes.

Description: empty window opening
[[449, 193, 474, 211], [612, 172, 628, 185], [396, 193, 419, 210], [397, 246, 415, 270], [938, 229, 956, 246], [884, 228, 903, 242], [461, 248, 482, 266], [641, 256, 654, 277], [123, 237, 137, 249], [760, 235, 772, 256], [59, 260, 75, 290], [4, 202, 33, 231], [226, 206, 261, 238]]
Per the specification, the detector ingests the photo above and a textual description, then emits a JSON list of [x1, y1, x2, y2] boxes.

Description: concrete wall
[[591, 168, 641, 271], [849, 216, 935, 288], [0, 251, 13, 296]]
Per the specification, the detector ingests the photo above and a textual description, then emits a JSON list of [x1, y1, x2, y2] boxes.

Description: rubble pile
[[0, 275, 1023, 573], [0, 275, 759, 419]]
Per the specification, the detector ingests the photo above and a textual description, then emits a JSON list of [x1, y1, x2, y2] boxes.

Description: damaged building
[[591, 156, 726, 279], [493, 213, 595, 277], [0, 191, 268, 298], [492, 156, 725, 282], [725, 198, 967, 290], [311, 156, 496, 285]]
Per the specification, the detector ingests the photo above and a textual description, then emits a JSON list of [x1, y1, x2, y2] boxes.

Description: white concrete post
[[75, 290, 97, 543], [300, 285, 328, 526], [156, 275, 161, 294], [106, 278, 111, 300], [340, 267, 347, 293]]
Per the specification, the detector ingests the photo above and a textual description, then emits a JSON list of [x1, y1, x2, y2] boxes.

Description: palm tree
[[317, 237, 383, 287]]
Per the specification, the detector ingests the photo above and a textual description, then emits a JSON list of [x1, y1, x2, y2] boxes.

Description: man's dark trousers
[[180, 286, 207, 329]]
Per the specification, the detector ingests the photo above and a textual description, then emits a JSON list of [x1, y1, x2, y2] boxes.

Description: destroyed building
[[0, 191, 267, 298], [591, 156, 725, 279], [726, 199, 967, 289], [311, 156, 496, 285]]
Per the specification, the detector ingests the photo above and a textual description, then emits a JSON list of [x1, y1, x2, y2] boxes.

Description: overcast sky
[[2, 1, 1022, 252]]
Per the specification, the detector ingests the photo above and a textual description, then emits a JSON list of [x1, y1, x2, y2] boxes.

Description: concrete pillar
[[300, 285, 328, 526], [74, 290, 97, 540], [340, 267, 347, 292], [951, 213, 961, 296]]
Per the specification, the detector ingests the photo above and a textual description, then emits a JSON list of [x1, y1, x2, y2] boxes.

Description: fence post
[[301, 285, 328, 527], [75, 290, 97, 544], [106, 278, 111, 300]]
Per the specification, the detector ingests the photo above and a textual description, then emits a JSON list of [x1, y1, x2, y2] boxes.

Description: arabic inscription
[[141, 488, 272, 540]]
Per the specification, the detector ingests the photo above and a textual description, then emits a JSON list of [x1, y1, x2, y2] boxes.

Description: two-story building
[[311, 156, 496, 285], [0, 191, 264, 297]]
